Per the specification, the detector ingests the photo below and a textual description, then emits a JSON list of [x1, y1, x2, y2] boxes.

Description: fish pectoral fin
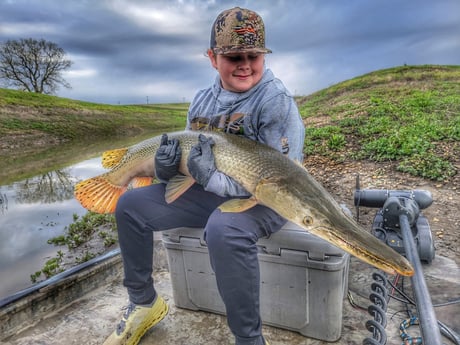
[[218, 197, 258, 213], [131, 177, 153, 188], [254, 179, 281, 199], [101, 148, 128, 169], [165, 174, 195, 203]]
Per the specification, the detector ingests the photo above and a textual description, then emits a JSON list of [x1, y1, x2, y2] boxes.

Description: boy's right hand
[[154, 134, 182, 182]]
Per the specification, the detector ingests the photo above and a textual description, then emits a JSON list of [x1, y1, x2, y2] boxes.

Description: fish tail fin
[[102, 148, 128, 169], [74, 175, 126, 214]]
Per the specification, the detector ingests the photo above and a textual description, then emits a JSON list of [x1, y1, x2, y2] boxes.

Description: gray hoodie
[[186, 68, 305, 197]]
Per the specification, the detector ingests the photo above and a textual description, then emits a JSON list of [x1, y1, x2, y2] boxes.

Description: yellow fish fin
[[74, 175, 126, 214], [218, 197, 258, 213], [102, 148, 128, 169], [165, 175, 196, 204], [131, 177, 153, 188]]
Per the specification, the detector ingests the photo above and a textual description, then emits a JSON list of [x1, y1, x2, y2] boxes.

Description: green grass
[[0, 88, 188, 139], [298, 65, 460, 181], [48, 212, 117, 249], [32, 212, 118, 281]]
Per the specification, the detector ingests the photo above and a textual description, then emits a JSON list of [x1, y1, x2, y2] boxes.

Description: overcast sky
[[0, 0, 459, 105]]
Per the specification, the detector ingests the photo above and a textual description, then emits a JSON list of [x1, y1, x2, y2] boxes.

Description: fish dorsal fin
[[218, 197, 258, 213], [131, 177, 153, 188], [165, 174, 196, 203], [102, 148, 128, 169]]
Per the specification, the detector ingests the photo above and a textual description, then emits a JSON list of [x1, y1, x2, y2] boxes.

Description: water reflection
[[0, 130, 167, 300], [15, 170, 75, 204], [0, 193, 7, 214], [0, 157, 106, 299]]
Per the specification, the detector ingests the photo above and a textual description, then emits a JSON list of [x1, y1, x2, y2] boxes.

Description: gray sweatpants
[[115, 183, 286, 345]]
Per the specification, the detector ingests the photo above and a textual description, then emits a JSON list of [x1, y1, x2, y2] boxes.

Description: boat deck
[[2, 240, 459, 345]]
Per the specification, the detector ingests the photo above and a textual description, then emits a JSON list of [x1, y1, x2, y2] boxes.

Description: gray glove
[[154, 134, 181, 182], [187, 134, 216, 187]]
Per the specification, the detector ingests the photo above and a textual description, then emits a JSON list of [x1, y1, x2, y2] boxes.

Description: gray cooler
[[162, 221, 350, 342]]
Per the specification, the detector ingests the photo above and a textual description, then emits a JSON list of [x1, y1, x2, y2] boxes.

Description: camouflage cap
[[210, 7, 272, 55]]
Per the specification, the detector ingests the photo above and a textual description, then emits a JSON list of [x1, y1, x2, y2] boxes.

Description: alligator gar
[[74, 130, 414, 276]]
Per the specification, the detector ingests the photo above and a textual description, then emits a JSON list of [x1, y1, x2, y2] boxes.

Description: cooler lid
[[163, 222, 346, 261], [259, 222, 346, 261]]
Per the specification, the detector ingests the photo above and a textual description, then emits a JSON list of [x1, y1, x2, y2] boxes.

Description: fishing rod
[[353, 176, 444, 345]]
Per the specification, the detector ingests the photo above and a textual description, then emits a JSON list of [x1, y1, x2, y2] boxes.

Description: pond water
[[0, 131, 167, 300]]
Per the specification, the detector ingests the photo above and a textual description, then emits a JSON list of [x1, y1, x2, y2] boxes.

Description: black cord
[[387, 277, 416, 306], [362, 272, 389, 345]]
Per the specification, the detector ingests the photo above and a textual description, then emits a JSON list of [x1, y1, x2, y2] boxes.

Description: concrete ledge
[[0, 249, 123, 341]]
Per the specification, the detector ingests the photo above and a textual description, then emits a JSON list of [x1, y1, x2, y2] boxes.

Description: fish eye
[[303, 216, 313, 225]]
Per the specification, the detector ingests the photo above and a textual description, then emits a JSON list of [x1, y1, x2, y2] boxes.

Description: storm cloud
[[0, 0, 458, 104]]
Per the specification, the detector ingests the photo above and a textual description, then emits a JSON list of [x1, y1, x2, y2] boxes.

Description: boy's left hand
[[187, 134, 216, 187]]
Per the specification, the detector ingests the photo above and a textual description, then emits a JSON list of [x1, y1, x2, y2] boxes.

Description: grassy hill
[[0, 89, 188, 148], [297, 64, 459, 181], [1, 64, 459, 181]]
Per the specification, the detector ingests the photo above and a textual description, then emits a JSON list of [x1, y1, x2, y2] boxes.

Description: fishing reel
[[353, 176, 435, 264]]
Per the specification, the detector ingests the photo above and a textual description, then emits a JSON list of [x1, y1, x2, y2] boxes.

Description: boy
[[104, 7, 305, 345]]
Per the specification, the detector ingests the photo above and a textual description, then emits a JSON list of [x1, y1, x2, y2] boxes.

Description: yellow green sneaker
[[103, 295, 169, 345]]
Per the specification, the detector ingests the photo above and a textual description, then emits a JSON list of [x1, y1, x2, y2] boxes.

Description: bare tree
[[15, 170, 75, 204], [0, 38, 73, 94]]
